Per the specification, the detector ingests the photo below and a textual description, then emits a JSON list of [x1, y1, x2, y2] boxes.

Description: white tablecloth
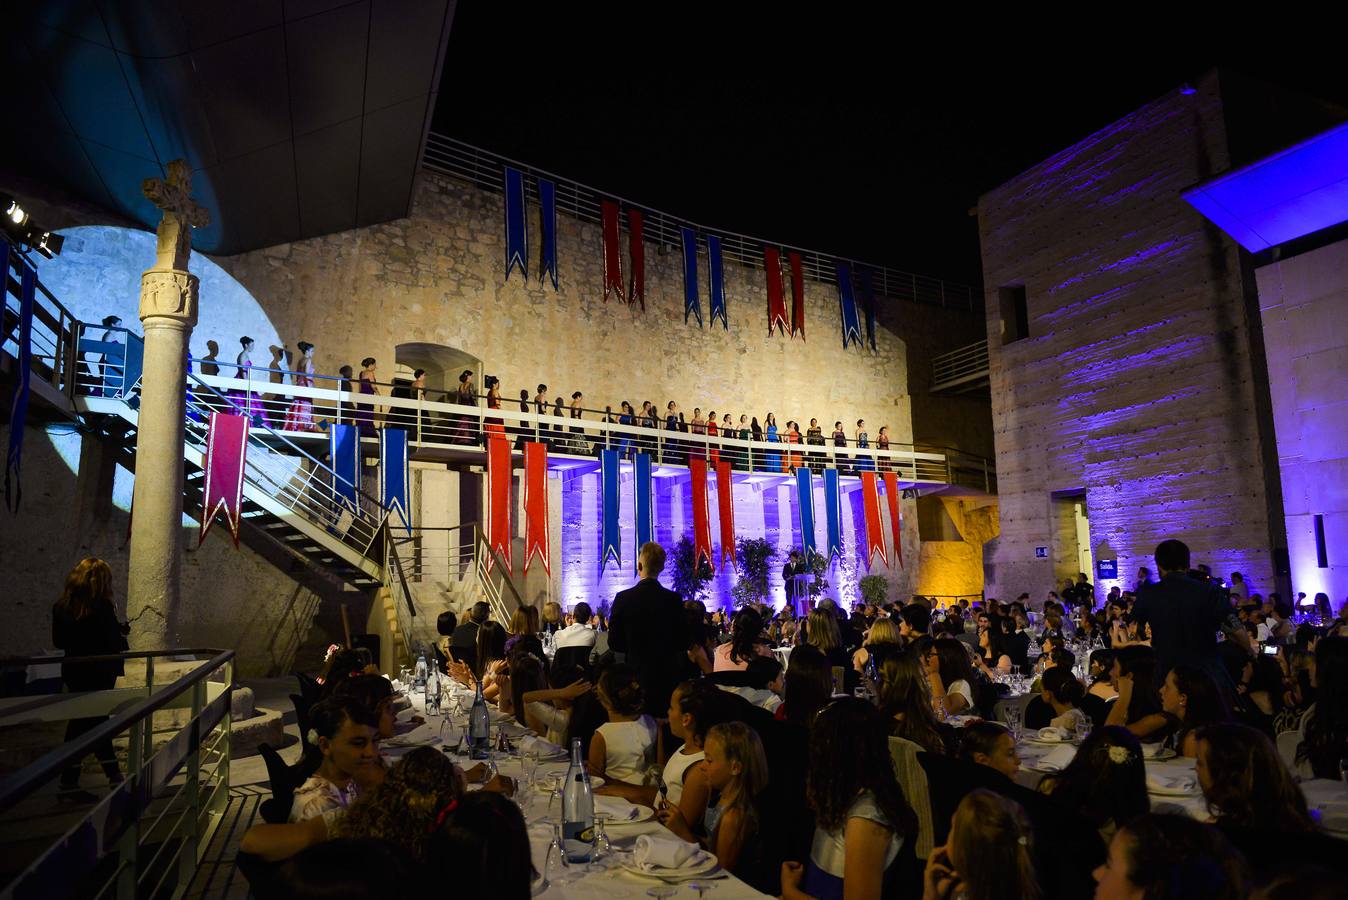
[[387, 683, 770, 898]]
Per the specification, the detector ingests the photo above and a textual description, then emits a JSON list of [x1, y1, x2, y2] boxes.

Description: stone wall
[[1256, 239, 1348, 606], [977, 71, 1283, 606]]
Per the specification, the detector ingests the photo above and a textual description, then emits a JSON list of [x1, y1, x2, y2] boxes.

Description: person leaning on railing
[[51, 557, 129, 800]]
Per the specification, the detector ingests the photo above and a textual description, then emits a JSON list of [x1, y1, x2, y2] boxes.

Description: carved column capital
[[139, 268, 199, 327]]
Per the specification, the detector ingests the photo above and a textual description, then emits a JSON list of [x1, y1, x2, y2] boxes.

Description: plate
[[620, 855, 721, 881], [1022, 735, 1071, 746], [597, 801, 655, 825], [534, 775, 605, 791], [1147, 781, 1200, 797], [1142, 748, 1178, 762]]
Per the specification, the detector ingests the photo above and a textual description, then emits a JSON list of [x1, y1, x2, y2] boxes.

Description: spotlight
[[0, 194, 64, 258], [35, 231, 64, 259], [4, 198, 27, 227]]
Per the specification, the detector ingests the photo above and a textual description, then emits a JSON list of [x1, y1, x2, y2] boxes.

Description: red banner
[[788, 251, 805, 340], [715, 459, 736, 571], [883, 471, 904, 569], [523, 441, 549, 575], [765, 246, 787, 335], [487, 436, 512, 573], [199, 412, 249, 546], [627, 208, 645, 310], [861, 472, 887, 570], [601, 200, 624, 302], [690, 457, 713, 571]]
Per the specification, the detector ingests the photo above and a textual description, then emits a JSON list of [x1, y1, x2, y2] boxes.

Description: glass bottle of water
[[415, 651, 428, 689], [425, 658, 441, 715], [561, 738, 595, 863], [468, 676, 491, 760]]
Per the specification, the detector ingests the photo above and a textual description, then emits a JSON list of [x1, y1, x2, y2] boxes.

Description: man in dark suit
[[448, 601, 489, 669], [608, 542, 689, 716]]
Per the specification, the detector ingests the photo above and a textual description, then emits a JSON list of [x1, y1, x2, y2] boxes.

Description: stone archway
[[394, 342, 482, 401]]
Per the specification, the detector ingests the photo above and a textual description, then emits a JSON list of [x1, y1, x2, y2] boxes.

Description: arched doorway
[[394, 342, 482, 401]]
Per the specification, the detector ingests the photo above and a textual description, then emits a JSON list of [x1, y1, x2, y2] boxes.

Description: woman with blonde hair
[[924, 789, 1040, 900], [541, 600, 564, 635], [504, 605, 541, 656], [853, 617, 901, 674], [52, 558, 129, 796]]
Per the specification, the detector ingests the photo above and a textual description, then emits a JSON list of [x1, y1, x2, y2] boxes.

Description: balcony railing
[[931, 339, 990, 392]]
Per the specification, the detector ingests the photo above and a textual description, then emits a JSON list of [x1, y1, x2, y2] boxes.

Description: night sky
[[434, 8, 1348, 288]]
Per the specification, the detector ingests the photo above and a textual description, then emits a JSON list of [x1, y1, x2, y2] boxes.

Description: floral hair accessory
[[1108, 745, 1134, 764], [324, 643, 341, 660], [306, 728, 320, 746]]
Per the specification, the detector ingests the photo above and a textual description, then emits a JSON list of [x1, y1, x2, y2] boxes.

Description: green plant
[[730, 537, 777, 608], [670, 536, 715, 603], [859, 574, 889, 607], [805, 549, 831, 603]]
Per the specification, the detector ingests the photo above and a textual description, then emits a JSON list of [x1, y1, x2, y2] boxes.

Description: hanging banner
[[487, 436, 512, 574], [836, 262, 863, 349], [765, 246, 787, 335], [330, 423, 360, 516], [503, 166, 528, 281], [538, 176, 559, 290], [627, 208, 646, 310], [824, 467, 843, 561], [860, 471, 888, 570], [680, 226, 702, 326], [523, 441, 550, 575], [379, 427, 410, 528], [4, 249, 33, 511], [199, 412, 249, 546], [600, 448, 621, 572], [795, 468, 817, 560], [858, 265, 878, 351], [787, 251, 805, 340], [883, 471, 904, 569], [634, 451, 653, 568], [715, 458, 735, 571], [689, 457, 713, 570], [707, 235, 727, 330], [601, 200, 624, 302]]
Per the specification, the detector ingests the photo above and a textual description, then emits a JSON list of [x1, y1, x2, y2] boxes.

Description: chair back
[[888, 736, 936, 860], [295, 671, 322, 705], [291, 693, 314, 757], [551, 645, 593, 675]]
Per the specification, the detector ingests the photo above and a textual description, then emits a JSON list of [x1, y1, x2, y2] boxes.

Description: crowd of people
[[48, 537, 1348, 899]]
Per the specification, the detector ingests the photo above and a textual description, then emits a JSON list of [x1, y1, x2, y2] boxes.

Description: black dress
[[52, 603, 128, 787]]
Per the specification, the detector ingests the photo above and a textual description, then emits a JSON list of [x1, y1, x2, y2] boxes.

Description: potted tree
[[730, 537, 777, 608], [670, 536, 715, 603]]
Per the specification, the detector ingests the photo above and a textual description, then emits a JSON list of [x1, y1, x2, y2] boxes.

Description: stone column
[[125, 161, 210, 650]]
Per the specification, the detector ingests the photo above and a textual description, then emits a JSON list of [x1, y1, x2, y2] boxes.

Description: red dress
[[786, 431, 802, 471], [707, 420, 720, 465], [485, 391, 506, 441]]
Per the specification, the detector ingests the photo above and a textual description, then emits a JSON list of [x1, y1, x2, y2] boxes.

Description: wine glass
[[1073, 715, 1091, 744], [688, 883, 718, 900], [645, 889, 677, 899], [592, 814, 613, 861], [544, 823, 569, 886]]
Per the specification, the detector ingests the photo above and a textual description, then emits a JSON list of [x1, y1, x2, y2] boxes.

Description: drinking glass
[[688, 883, 718, 900], [645, 889, 677, 899], [1073, 716, 1091, 744], [1005, 705, 1023, 742], [1339, 758, 1348, 784], [592, 814, 613, 861], [521, 747, 541, 793], [544, 824, 569, 886]]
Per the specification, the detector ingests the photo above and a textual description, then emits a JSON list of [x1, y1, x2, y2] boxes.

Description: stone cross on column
[[126, 159, 211, 650]]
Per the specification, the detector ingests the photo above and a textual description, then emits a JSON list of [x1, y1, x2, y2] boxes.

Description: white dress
[[289, 774, 358, 823], [596, 715, 658, 784], [660, 745, 705, 806]]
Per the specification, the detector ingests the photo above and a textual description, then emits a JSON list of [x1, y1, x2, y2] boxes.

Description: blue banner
[[601, 448, 622, 572], [680, 227, 702, 326], [858, 265, 877, 351], [538, 176, 559, 290], [795, 468, 816, 561], [824, 467, 843, 560], [504, 166, 529, 281], [836, 263, 862, 349], [330, 423, 360, 516], [4, 247, 33, 511], [379, 427, 410, 528], [634, 451, 652, 570], [707, 234, 727, 330]]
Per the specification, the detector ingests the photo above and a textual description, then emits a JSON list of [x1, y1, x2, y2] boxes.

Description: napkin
[[1036, 744, 1078, 772], [1140, 742, 1168, 759], [594, 795, 640, 821], [1146, 772, 1198, 793], [518, 734, 564, 757], [633, 834, 705, 870], [1037, 727, 1070, 742]]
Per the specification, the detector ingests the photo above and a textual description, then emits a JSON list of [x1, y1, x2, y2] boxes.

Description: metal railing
[[2, 238, 81, 403], [931, 339, 990, 392], [0, 649, 234, 900], [422, 133, 982, 313]]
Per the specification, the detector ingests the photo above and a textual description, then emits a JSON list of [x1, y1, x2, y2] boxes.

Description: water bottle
[[561, 738, 595, 863], [415, 651, 428, 690], [468, 677, 491, 760], [425, 660, 441, 715]]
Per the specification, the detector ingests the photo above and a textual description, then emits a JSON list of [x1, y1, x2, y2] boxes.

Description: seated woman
[[1104, 645, 1174, 743], [658, 722, 769, 878], [290, 696, 383, 823], [1037, 666, 1090, 734], [448, 620, 508, 703], [504, 605, 542, 657], [657, 679, 723, 829], [877, 650, 951, 755], [719, 656, 785, 713], [1039, 725, 1148, 843], [506, 657, 590, 745], [922, 789, 1040, 900], [424, 791, 534, 900], [713, 608, 774, 671], [781, 699, 915, 900], [332, 673, 398, 740], [925, 638, 982, 717], [1196, 722, 1316, 834], [1091, 813, 1251, 900], [1086, 649, 1118, 702], [776, 644, 834, 728], [959, 721, 1021, 781], [804, 609, 853, 676], [589, 665, 658, 793], [1159, 664, 1230, 757], [852, 617, 902, 676]]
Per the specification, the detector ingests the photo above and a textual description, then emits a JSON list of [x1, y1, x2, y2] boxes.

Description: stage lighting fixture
[[4, 197, 27, 227], [35, 231, 64, 258]]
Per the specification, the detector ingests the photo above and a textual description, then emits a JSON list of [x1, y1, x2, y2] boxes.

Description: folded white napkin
[[1140, 742, 1168, 759], [1146, 772, 1197, 793], [518, 734, 563, 757], [1037, 726, 1070, 742], [634, 834, 705, 870], [1037, 744, 1078, 772], [594, 795, 639, 821]]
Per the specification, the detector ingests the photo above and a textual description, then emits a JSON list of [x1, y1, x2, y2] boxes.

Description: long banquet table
[[383, 683, 770, 898]]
